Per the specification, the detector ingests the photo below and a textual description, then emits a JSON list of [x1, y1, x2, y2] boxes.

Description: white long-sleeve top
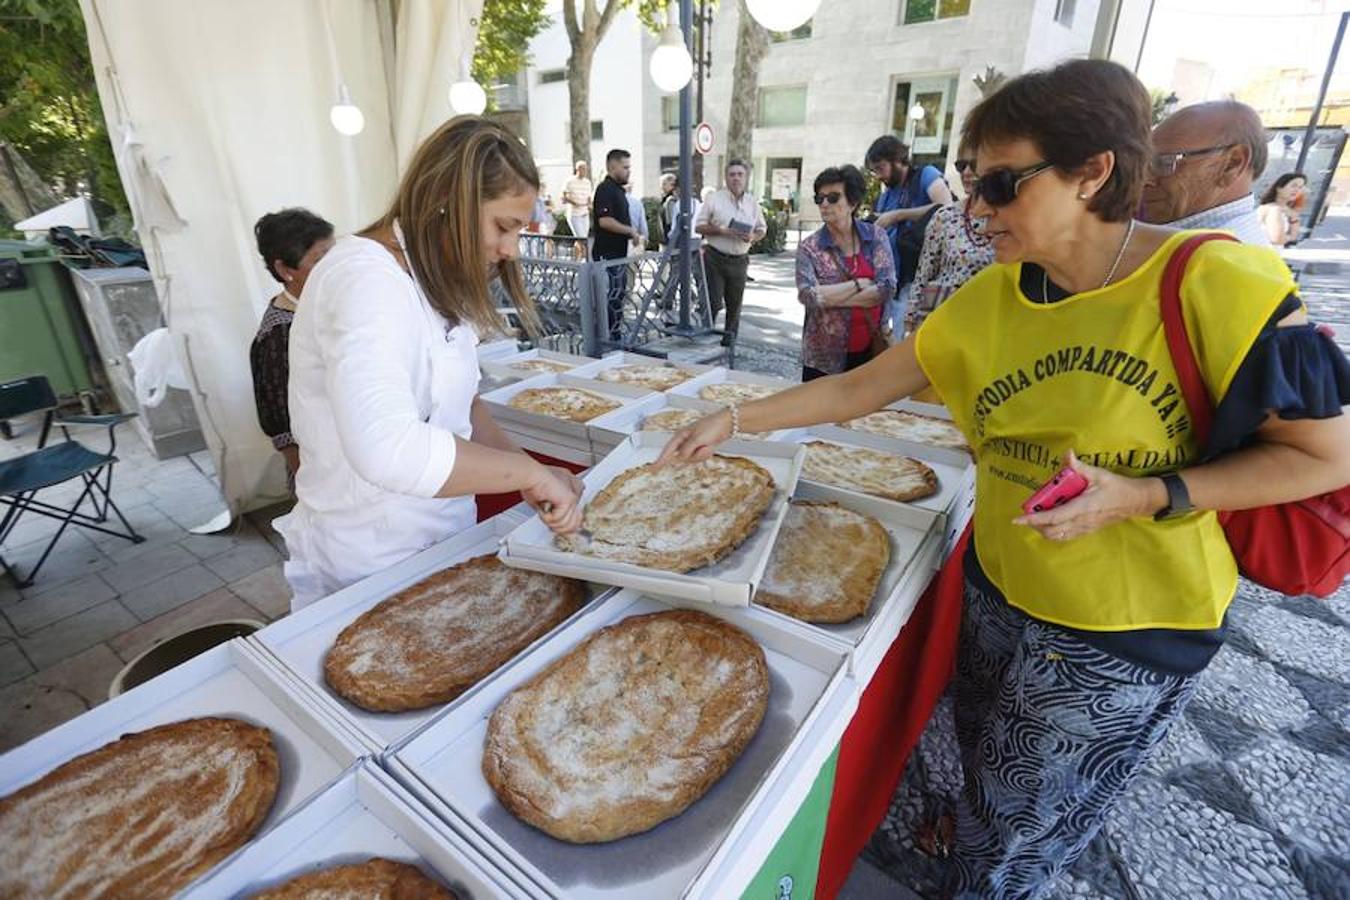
[[274, 233, 479, 606]]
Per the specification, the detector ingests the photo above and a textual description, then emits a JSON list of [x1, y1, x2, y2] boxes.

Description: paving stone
[[5, 574, 118, 635], [1229, 739, 1350, 859], [16, 600, 138, 670], [178, 520, 265, 561], [99, 543, 197, 594], [108, 588, 262, 663], [228, 562, 291, 621], [1278, 594, 1346, 630], [202, 539, 282, 583], [0, 609, 13, 640], [29, 642, 124, 708], [120, 564, 226, 621], [1144, 714, 1218, 779], [1323, 584, 1350, 627], [0, 642, 125, 752], [1279, 843, 1350, 900], [1232, 605, 1350, 684], [6, 536, 112, 593], [0, 640, 34, 686], [1192, 646, 1312, 733]]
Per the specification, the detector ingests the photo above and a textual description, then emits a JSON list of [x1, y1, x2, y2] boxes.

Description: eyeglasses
[[1150, 144, 1236, 177], [954, 159, 976, 173], [972, 161, 1055, 207], [814, 191, 843, 206]]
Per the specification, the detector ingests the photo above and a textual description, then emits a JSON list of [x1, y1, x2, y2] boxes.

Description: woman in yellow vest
[[661, 60, 1350, 898]]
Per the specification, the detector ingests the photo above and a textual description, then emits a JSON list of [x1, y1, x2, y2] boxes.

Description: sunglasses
[[972, 160, 1055, 207], [814, 191, 844, 206], [953, 158, 976, 173]]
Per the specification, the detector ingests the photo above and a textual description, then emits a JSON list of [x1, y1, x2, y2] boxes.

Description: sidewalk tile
[[121, 565, 226, 621], [0, 640, 34, 687], [109, 588, 262, 663], [6, 574, 117, 635], [203, 540, 281, 583], [229, 563, 291, 621], [17, 600, 138, 670], [100, 543, 197, 594]]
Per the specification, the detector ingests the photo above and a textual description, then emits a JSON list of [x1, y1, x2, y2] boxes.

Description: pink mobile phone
[[1021, 467, 1089, 515]]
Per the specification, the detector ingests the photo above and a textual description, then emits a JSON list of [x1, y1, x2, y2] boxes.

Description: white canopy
[[80, 0, 482, 513], [14, 196, 100, 240]]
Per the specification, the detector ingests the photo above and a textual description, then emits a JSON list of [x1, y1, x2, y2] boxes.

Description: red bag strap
[[1159, 233, 1240, 447]]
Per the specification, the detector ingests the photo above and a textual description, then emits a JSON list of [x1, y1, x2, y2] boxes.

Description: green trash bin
[[0, 239, 99, 401]]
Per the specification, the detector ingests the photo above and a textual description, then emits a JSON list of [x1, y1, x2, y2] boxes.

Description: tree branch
[[562, 0, 580, 45]]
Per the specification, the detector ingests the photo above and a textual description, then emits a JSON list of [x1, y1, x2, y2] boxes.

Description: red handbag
[[1161, 233, 1350, 598]]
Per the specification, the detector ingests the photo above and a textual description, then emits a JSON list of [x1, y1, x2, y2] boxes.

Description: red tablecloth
[[815, 526, 970, 899]]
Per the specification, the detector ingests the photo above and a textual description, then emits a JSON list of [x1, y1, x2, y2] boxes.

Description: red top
[[844, 253, 881, 352]]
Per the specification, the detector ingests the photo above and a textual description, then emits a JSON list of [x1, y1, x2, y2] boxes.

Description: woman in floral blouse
[[907, 149, 995, 334], [796, 165, 897, 380]]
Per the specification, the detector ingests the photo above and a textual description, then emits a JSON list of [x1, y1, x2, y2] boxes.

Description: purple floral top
[[796, 219, 897, 374]]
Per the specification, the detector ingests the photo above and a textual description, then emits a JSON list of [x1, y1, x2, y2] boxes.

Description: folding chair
[[0, 375, 145, 588]]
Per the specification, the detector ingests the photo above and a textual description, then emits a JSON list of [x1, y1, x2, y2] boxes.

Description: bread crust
[[801, 441, 939, 503], [324, 555, 586, 713], [756, 500, 891, 623], [697, 382, 780, 406], [556, 455, 775, 572], [509, 359, 573, 376], [507, 387, 619, 422], [0, 716, 279, 899], [482, 609, 769, 843], [641, 408, 767, 439], [596, 364, 692, 391], [838, 409, 970, 452], [249, 857, 456, 899]]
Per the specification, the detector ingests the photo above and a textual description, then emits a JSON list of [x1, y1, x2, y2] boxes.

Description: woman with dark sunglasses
[[908, 148, 995, 338], [663, 58, 1349, 899], [793, 165, 896, 381]]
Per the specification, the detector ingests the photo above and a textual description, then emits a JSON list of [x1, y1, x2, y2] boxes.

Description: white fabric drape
[[80, 0, 481, 513]]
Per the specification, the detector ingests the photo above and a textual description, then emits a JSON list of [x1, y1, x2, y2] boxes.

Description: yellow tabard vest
[[915, 230, 1297, 631]]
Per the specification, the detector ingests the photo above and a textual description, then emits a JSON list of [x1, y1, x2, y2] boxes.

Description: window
[[662, 96, 681, 132], [770, 21, 812, 42], [590, 120, 604, 141], [757, 86, 807, 128], [659, 155, 679, 175], [900, 0, 970, 25], [1054, 0, 1076, 26], [539, 68, 566, 84]]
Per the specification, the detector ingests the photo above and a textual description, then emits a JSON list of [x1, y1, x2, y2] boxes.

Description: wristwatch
[[1153, 472, 1193, 521]]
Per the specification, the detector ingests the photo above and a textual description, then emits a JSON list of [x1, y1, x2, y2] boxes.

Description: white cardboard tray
[[0, 639, 366, 837], [480, 373, 653, 442], [477, 338, 522, 363], [479, 347, 596, 381], [501, 425, 595, 467], [586, 392, 792, 455], [753, 480, 946, 683], [499, 433, 804, 606], [248, 510, 612, 754], [567, 351, 717, 389], [667, 367, 797, 405], [187, 760, 524, 899], [385, 590, 856, 900]]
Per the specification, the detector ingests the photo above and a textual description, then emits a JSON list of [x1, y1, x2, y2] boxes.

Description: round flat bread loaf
[[509, 359, 573, 375], [483, 609, 770, 843], [838, 409, 970, 452], [756, 500, 891, 623], [508, 386, 619, 422], [596, 363, 692, 391], [697, 381, 780, 406], [641, 408, 768, 439], [801, 440, 939, 503], [0, 717, 278, 899], [324, 555, 586, 712], [556, 455, 775, 572], [250, 857, 455, 899]]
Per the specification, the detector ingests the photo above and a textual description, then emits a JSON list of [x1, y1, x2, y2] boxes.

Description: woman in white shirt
[[276, 117, 584, 610]]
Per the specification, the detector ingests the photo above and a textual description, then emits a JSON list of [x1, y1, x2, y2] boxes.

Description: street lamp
[[745, 0, 819, 33], [329, 82, 365, 136], [650, 4, 693, 92], [909, 102, 926, 121], [449, 55, 488, 115]]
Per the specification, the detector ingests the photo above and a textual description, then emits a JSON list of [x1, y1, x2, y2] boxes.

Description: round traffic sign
[[694, 122, 715, 155]]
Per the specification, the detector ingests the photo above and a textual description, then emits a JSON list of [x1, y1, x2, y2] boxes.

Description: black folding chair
[[0, 375, 144, 588]]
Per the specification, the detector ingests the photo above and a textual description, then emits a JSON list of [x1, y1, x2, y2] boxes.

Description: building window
[[662, 96, 680, 132], [890, 75, 959, 158], [770, 21, 812, 42], [757, 86, 808, 128], [591, 120, 604, 141], [900, 0, 970, 25], [538, 68, 566, 84], [1054, 0, 1076, 26], [659, 155, 679, 175]]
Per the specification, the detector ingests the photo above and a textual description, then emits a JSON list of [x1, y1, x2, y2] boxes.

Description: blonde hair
[[364, 116, 540, 337]]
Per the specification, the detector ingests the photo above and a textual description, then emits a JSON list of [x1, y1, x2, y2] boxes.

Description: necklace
[[1041, 219, 1136, 302]]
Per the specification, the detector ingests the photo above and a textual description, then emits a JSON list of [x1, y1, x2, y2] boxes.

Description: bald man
[[1141, 100, 1271, 244]]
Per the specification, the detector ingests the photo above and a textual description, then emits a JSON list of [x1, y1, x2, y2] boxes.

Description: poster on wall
[[771, 168, 798, 202], [906, 78, 951, 155]]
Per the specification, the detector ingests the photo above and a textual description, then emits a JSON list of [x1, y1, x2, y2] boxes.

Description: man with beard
[[593, 148, 640, 342]]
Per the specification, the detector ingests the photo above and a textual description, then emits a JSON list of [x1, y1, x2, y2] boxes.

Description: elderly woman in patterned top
[[795, 164, 897, 381], [250, 208, 335, 482]]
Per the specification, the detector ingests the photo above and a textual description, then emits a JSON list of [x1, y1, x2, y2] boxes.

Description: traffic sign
[[694, 121, 715, 155]]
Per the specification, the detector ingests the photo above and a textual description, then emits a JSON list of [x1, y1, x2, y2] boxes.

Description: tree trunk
[[563, 0, 624, 174], [725, 0, 770, 168]]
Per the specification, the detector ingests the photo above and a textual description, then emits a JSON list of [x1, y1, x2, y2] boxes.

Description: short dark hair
[[606, 148, 631, 165], [961, 59, 1151, 223], [254, 208, 334, 283], [726, 158, 750, 173], [1260, 171, 1307, 205], [812, 165, 866, 213], [864, 135, 910, 168]]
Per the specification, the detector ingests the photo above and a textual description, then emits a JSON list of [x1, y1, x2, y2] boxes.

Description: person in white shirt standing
[[696, 159, 766, 346], [1141, 100, 1272, 245], [563, 160, 593, 240], [276, 117, 584, 610]]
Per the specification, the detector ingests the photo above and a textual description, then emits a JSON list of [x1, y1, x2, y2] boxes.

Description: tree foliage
[[0, 0, 129, 231], [472, 0, 551, 111]]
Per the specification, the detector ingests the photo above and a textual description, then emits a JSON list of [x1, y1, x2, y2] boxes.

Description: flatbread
[[640, 408, 768, 440], [838, 409, 970, 452], [697, 382, 781, 406], [250, 858, 455, 899], [556, 455, 775, 572], [508, 386, 620, 422], [756, 501, 891, 623], [510, 359, 574, 375], [0, 717, 279, 899], [801, 440, 938, 503], [483, 609, 769, 843], [324, 555, 586, 712], [596, 363, 693, 391]]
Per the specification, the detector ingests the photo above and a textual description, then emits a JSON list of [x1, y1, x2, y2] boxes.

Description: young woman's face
[[479, 187, 536, 270], [1277, 177, 1306, 205]]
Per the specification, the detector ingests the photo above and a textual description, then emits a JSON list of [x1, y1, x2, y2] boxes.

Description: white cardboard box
[[186, 760, 528, 899], [667, 367, 797, 405], [499, 433, 804, 606], [480, 373, 653, 444], [248, 510, 613, 754], [479, 348, 596, 381], [586, 392, 793, 458], [385, 590, 857, 900], [568, 351, 717, 388]]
